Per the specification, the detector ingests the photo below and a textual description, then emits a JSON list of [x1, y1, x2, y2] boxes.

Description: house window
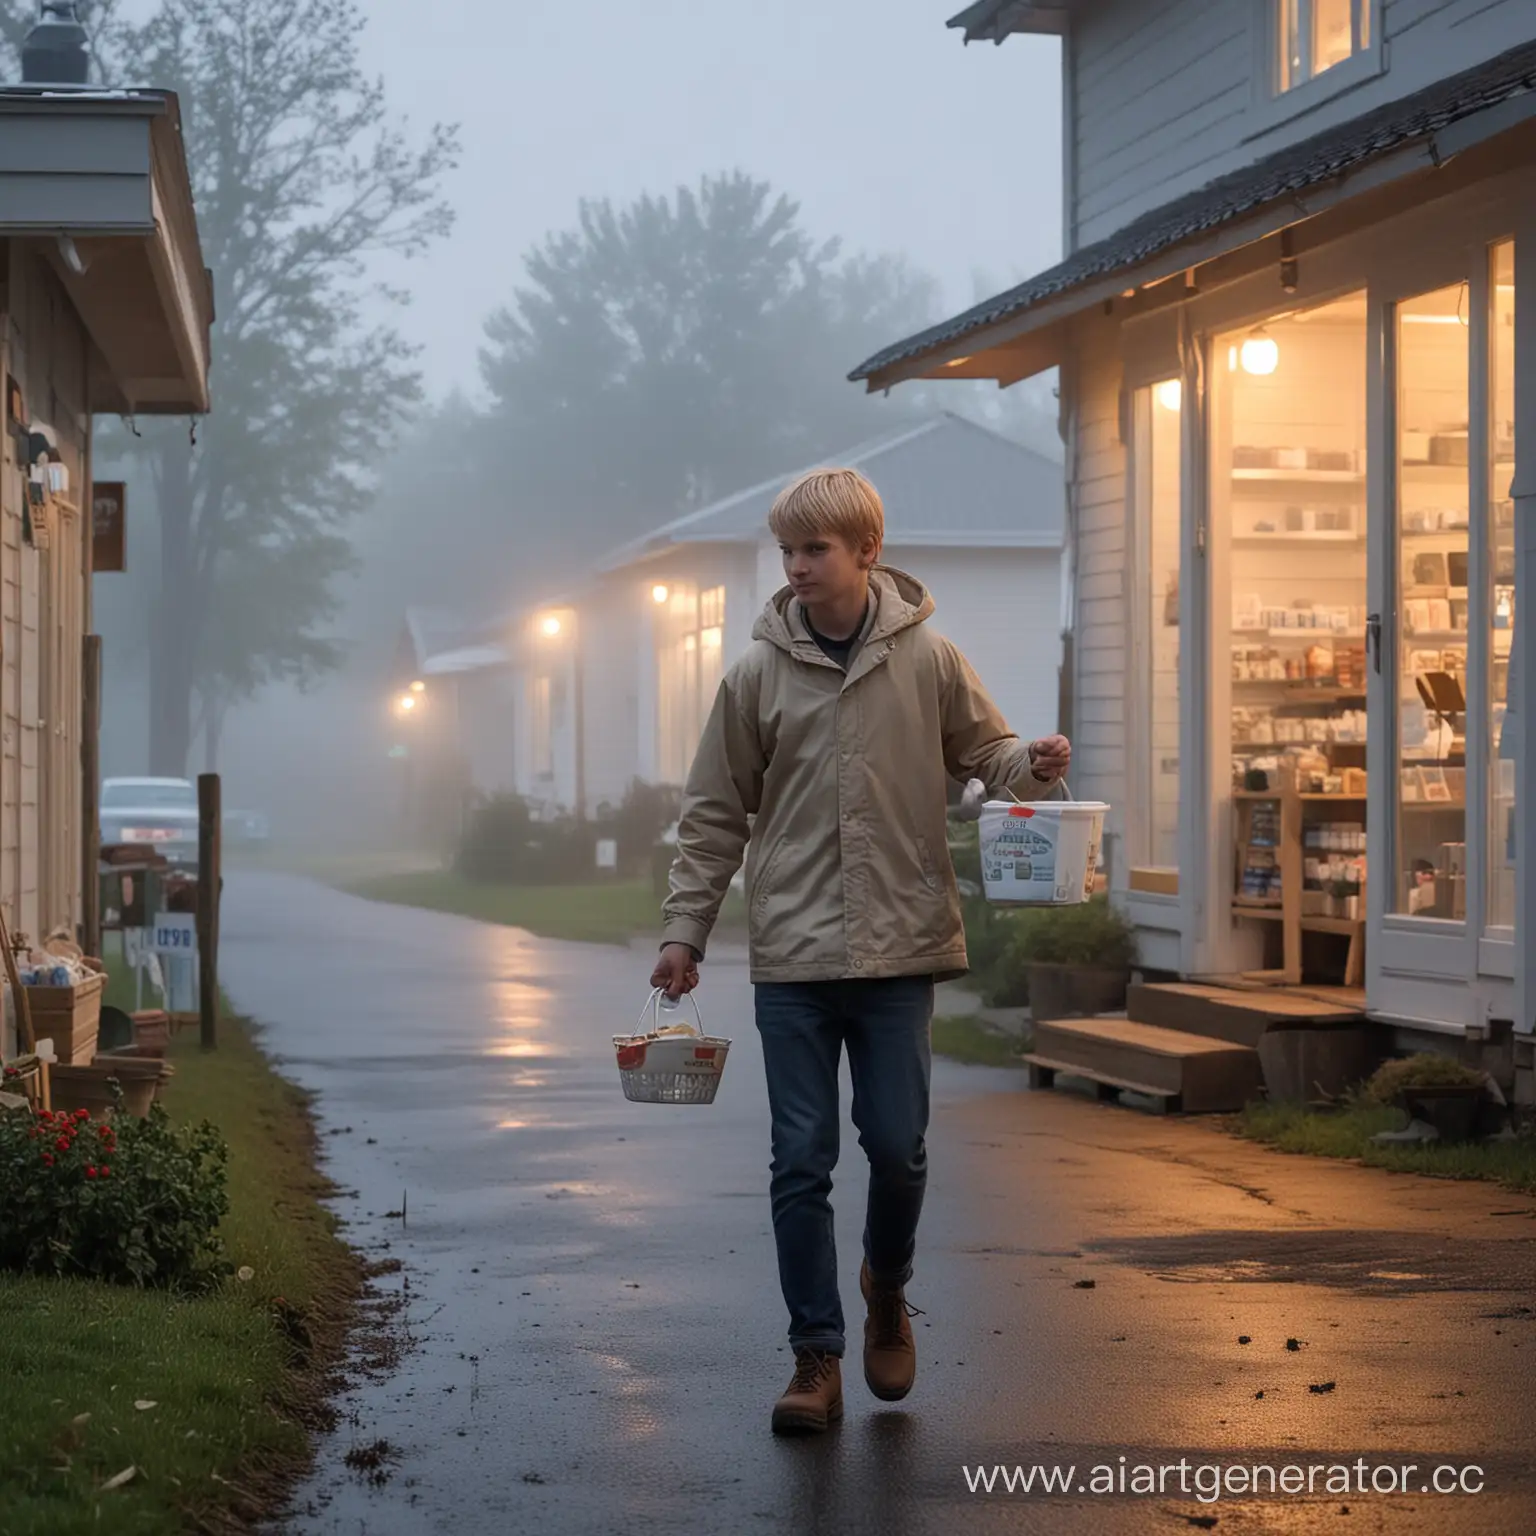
[[1488, 241, 1516, 932], [1275, 0, 1370, 94], [656, 584, 727, 784], [531, 674, 553, 778]]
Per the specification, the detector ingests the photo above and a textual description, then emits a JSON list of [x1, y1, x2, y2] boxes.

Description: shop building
[[856, 5, 1536, 1096]]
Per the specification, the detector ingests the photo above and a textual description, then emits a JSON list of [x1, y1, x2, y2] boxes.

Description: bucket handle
[[634, 986, 707, 1038], [1000, 779, 1073, 804]]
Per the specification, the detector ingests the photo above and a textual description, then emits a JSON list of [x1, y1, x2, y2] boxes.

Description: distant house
[[498, 413, 1065, 815], [0, 62, 211, 1045], [858, 2, 1536, 1083]]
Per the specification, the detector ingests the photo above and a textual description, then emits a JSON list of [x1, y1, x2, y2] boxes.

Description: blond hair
[[768, 467, 885, 548]]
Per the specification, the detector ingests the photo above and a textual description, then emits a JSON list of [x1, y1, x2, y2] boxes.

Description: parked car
[[100, 777, 199, 870]]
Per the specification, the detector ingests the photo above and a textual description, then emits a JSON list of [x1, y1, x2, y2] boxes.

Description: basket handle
[[636, 986, 706, 1038]]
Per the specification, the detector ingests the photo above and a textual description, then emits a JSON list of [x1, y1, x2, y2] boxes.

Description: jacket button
[[853, 960, 864, 970]]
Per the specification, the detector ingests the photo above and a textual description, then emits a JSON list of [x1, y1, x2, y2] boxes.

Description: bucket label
[[981, 822, 1056, 885]]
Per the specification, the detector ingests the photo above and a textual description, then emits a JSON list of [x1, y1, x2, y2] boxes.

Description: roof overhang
[[948, 1, 1071, 42], [424, 644, 510, 676], [853, 39, 1536, 393], [0, 89, 212, 414]]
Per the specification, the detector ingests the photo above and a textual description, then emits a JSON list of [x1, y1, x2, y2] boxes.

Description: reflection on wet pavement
[[221, 874, 1536, 1536]]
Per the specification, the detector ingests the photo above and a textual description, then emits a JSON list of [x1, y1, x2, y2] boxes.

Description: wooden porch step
[[1027, 1016, 1264, 1114], [1127, 982, 1363, 1049]]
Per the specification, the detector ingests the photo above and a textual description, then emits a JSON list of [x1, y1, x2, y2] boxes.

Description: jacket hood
[[752, 565, 935, 655]]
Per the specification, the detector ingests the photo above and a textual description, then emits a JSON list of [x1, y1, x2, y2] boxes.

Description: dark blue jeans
[[754, 976, 934, 1356]]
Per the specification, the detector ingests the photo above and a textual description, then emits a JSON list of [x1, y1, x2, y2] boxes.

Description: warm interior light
[[651, 584, 669, 605], [410, 679, 426, 693], [398, 694, 417, 712], [541, 616, 563, 637], [1155, 379, 1182, 412], [1240, 330, 1280, 376], [1228, 344, 1239, 372]]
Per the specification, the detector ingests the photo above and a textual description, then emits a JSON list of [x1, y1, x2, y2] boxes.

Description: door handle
[[1366, 613, 1383, 675]]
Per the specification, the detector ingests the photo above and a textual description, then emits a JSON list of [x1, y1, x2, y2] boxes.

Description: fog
[[93, 0, 1064, 853]]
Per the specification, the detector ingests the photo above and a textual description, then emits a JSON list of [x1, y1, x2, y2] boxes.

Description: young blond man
[[652, 466, 1070, 1435]]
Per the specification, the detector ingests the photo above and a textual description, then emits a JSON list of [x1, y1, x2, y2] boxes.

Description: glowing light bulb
[[410, 679, 426, 693], [1240, 330, 1279, 376], [1155, 379, 1182, 412], [652, 584, 669, 605], [399, 694, 417, 712], [541, 616, 563, 637]]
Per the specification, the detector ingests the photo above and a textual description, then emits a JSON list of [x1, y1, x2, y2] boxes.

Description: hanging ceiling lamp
[[1240, 328, 1280, 376]]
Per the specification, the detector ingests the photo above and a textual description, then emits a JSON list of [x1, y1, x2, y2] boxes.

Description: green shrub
[[455, 793, 593, 884], [0, 1097, 229, 1289], [604, 780, 682, 876], [1013, 897, 1140, 969], [1365, 1052, 1485, 1104]]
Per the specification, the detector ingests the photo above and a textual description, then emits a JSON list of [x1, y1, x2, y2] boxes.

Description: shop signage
[[92, 481, 126, 572], [151, 912, 197, 955]]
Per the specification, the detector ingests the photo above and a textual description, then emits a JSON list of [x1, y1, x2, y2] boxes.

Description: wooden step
[[1026, 1016, 1263, 1114], [1127, 982, 1363, 1049]]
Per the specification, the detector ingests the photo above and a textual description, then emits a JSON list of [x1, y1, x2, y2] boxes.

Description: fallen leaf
[[1072, 1279, 1096, 1290], [1309, 1381, 1337, 1394], [1237, 1335, 1252, 1345], [134, 1401, 157, 1412], [101, 1466, 138, 1492], [1286, 1337, 1301, 1352]]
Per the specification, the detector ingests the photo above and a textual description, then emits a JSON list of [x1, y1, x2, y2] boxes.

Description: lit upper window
[[1276, 0, 1371, 94]]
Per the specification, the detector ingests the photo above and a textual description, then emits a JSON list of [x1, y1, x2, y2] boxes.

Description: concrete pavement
[[221, 873, 1536, 1535]]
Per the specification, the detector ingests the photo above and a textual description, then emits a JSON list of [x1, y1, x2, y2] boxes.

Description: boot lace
[[869, 1287, 925, 1346], [789, 1349, 836, 1393]]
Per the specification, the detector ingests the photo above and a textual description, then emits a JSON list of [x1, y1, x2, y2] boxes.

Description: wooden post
[[197, 773, 221, 1049], [81, 635, 102, 959]]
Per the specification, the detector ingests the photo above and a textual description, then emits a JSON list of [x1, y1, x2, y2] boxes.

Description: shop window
[[1132, 380, 1183, 875], [1393, 282, 1470, 920], [1488, 242, 1516, 932], [1274, 0, 1372, 93]]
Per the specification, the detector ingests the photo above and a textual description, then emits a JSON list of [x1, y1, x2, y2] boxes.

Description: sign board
[[151, 911, 197, 956], [92, 481, 126, 573], [595, 838, 618, 871]]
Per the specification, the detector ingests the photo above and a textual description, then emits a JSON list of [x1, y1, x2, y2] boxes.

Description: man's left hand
[[1029, 734, 1072, 784]]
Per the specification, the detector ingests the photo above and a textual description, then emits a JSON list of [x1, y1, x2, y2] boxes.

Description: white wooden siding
[[1066, 314, 1132, 881], [1073, 0, 1536, 247]]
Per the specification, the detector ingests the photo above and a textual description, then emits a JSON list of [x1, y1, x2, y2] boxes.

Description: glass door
[[1369, 241, 1513, 1023]]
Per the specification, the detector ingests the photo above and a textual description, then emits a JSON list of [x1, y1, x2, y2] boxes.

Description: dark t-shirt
[[806, 603, 869, 672]]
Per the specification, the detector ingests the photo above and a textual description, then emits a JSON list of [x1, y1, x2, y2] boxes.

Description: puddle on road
[[1087, 1228, 1536, 1293]]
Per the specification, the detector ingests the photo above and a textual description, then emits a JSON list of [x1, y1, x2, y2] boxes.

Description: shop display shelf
[[1232, 468, 1364, 484]]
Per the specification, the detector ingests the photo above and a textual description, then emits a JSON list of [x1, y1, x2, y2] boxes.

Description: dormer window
[[1276, 0, 1371, 93]]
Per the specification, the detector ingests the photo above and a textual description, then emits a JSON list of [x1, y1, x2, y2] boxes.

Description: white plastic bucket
[[978, 798, 1110, 907]]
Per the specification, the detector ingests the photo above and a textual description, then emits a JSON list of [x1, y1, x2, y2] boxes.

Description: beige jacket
[[662, 566, 1062, 984]]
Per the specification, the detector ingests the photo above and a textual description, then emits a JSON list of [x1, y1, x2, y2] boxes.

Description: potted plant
[[1365, 1053, 1488, 1142], [1006, 897, 1139, 1021]]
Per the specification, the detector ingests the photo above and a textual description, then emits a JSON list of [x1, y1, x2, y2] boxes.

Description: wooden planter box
[[24, 971, 106, 1065], [50, 1061, 157, 1119]]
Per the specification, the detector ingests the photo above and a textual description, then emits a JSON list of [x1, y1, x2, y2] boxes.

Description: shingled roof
[[852, 36, 1536, 386]]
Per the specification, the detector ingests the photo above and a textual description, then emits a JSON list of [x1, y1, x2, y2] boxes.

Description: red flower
[[97, 1125, 111, 1137], [74, 1108, 89, 1121], [41, 1153, 53, 1166], [98, 1166, 110, 1178], [55, 1137, 71, 1151], [86, 1166, 98, 1179], [38, 1110, 53, 1121]]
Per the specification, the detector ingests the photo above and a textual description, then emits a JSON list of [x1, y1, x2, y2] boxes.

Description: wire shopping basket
[[612, 989, 732, 1106]]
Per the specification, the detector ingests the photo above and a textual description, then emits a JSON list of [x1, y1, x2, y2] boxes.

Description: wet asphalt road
[[222, 872, 1536, 1536]]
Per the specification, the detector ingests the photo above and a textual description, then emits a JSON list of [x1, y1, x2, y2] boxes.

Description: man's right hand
[[651, 942, 700, 1000]]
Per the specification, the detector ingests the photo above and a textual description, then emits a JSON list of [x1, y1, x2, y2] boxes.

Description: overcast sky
[[357, 0, 1064, 399]]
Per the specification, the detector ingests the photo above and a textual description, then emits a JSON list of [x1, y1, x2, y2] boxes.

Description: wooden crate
[[24, 971, 106, 1065]]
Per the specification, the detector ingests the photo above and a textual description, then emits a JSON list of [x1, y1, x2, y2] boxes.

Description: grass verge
[[0, 1015, 363, 1534], [344, 869, 746, 945], [1234, 1100, 1536, 1194], [931, 1014, 1029, 1069]]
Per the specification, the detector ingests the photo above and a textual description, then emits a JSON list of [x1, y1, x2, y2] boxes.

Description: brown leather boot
[[860, 1260, 920, 1402], [771, 1348, 843, 1434]]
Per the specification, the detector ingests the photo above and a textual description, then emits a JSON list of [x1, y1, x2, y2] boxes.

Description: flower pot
[[1397, 1082, 1485, 1143], [1028, 962, 1129, 1021], [49, 1063, 157, 1119], [130, 1011, 171, 1057]]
